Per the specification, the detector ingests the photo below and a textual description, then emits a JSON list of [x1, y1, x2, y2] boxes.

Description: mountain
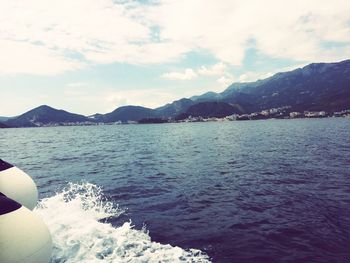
[[0, 122, 9, 128], [176, 101, 242, 120], [154, 98, 195, 117], [3, 59, 350, 127], [0, 116, 11, 122], [5, 105, 91, 127], [98, 98, 195, 122], [191, 91, 222, 102], [96, 106, 154, 123], [194, 59, 350, 113], [87, 113, 104, 120]]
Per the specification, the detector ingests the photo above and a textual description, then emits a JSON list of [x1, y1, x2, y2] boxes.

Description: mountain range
[[1, 59, 350, 128], [4, 105, 90, 128], [0, 122, 8, 128]]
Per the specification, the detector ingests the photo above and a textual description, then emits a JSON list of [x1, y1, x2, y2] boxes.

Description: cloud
[[162, 62, 230, 81], [0, 40, 84, 75], [239, 72, 273, 83], [0, 0, 160, 75], [161, 68, 197, 80], [66, 82, 88, 87], [217, 75, 234, 87], [197, 62, 227, 76], [62, 87, 179, 114], [238, 64, 307, 82], [105, 89, 179, 111], [160, 61, 236, 93], [151, 0, 350, 64], [1, 0, 350, 75]]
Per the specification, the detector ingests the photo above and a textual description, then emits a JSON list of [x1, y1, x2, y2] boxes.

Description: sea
[[1, 118, 350, 263]]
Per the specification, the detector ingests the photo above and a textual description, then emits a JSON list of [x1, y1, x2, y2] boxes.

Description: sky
[[1, 0, 350, 116]]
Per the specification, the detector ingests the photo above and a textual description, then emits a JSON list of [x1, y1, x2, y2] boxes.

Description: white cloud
[[61, 87, 179, 114], [217, 74, 234, 87], [151, 0, 350, 64], [66, 82, 88, 87], [105, 89, 179, 111], [0, 0, 165, 75], [198, 62, 227, 76], [0, 0, 350, 75], [0, 40, 84, 75], [162, 62, 229, 81], [239, 72, 273, 83], [238, 64, 308, 82], [161, 68, 198, 80]]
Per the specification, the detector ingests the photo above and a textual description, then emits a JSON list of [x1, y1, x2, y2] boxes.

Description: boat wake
[[34, 182, 211, 263]]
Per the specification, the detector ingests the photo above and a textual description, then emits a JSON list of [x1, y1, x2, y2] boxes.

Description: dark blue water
[[1, 118, 350, 262]]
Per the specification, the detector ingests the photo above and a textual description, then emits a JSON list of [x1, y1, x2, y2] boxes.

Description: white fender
[[0, 165, 38, 210], [0, 195, 52, 263]]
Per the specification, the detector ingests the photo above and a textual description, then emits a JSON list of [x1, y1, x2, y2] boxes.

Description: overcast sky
[[1, 0, 350, 116]]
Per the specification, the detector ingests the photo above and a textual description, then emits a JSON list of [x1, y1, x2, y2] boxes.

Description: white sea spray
[[34, 182, 211, 263]]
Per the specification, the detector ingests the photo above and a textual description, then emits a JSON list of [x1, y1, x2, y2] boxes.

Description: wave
[[34, 182, 211, 263]]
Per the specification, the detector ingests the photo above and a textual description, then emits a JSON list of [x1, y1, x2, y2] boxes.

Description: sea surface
[[1, 118, 350, 263]]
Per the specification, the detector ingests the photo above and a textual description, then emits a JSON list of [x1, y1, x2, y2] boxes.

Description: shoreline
[[1, 115, 349, 129]]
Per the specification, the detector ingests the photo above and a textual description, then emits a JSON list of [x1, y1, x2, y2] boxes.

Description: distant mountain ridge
[[176, 102, 242, 120], [154, 98, 195, 117], [5, 105, 91, 127], [193, 59, 350, 113], [95, 106, 154, 123], [0, 122, 8, 128], [2, 59, 350, 127], [0, 116, 11, 122]]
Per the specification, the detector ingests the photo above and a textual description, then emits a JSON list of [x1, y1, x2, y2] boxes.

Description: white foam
[[34, 182, 211, 263]]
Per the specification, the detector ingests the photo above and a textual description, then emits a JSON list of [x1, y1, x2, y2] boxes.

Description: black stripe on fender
[[0, 159, 14, 172], [0, 193, 22, 215]]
